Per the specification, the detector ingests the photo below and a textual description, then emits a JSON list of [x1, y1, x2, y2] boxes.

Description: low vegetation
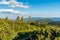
[[0, 16, 60, 40]]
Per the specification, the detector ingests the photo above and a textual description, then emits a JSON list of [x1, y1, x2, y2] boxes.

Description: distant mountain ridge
[[24, 17, 60, 21]]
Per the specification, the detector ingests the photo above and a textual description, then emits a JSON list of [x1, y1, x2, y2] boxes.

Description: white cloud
[[0, 0, 29, 16], [0, 9, 28, 15], [0, 0, 10, 4], [0, 0, 29, 9], [10, 5, 29, 8]]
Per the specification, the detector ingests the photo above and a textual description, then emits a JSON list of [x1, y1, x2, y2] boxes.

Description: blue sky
[[26, 0, 60, 17], [0, 0, 60, 19]]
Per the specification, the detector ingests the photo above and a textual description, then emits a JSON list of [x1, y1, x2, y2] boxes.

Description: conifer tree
[[5, 17, 8, 20], [21, 16, 24, 21], [16, 16, 20, 21], [28, 15, 31, 24]]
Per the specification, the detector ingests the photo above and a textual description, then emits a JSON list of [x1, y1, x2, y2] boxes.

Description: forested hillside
[[0, 16, 60, 40]]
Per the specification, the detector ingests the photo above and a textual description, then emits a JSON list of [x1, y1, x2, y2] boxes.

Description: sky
[[0, 0, 60, 19]]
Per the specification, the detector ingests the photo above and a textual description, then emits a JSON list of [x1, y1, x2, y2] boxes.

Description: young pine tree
[[21, 16, 24, 21], [5, 17, 8, 20], [16, 16, 20, 21]]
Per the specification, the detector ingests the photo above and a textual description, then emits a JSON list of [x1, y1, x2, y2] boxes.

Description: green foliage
[[16, 16, 20, 21], [0, 17, 60, 40], [21, 16, 24, 21], [5, 17, 8, 20]]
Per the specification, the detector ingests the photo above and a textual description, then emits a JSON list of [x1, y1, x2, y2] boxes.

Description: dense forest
[[0, 16, 60, 40]]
